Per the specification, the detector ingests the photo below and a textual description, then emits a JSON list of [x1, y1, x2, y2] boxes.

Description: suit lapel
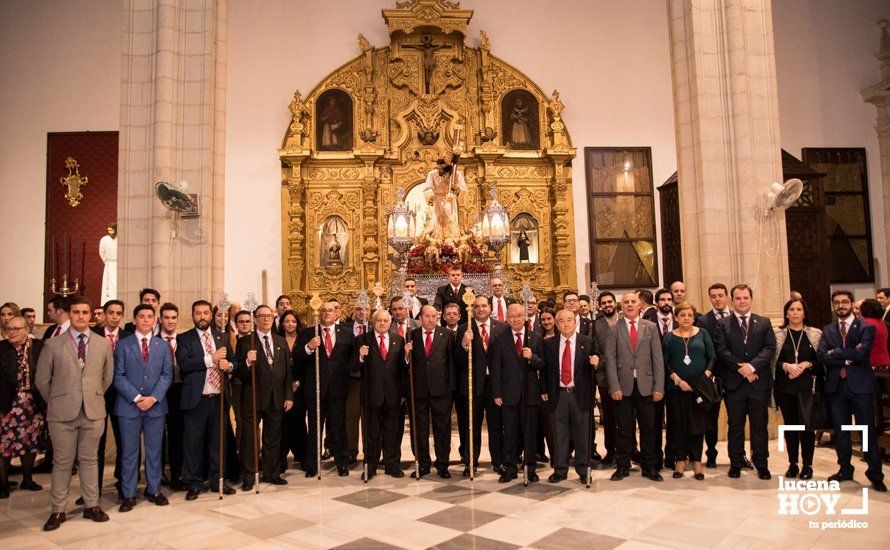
[[574, 336, 587, 381]]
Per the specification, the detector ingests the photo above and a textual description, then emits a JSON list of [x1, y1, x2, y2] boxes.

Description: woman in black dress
[[772, 298, 822, 480], [279, 310, 307, 471]]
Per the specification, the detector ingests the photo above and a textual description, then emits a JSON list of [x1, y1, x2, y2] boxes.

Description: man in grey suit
[[606, 292, 665, 482], [35, 296, 115, 531]]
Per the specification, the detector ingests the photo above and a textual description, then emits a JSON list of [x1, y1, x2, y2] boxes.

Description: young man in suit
[[406, 305, 456, 478], [35, 296, 115, 531], [606, 293, 665, 482], [818, 290, 886, 492], [403, 277, 428, 320], [592, 291, 619, 466], [712, 284, 775, 480], [695, 283, 731, 468], [637, 289, 656, 322], [123, 288, 161, 335], [543, 309, 598, 483], [177, 300, 236, 500], [355, 309, 406, 480], [114, 304, 174, 512], [489, 277, 515, 324], [343, 302, 370, 465], [455, 295, 507, 476], [563, 291, 592, 339], [157, 303, 185, 490], [434, 265, 468, 326], [492, 304, 545, 483], [653, 288, 678, 471], [296, 301, 353, 478], [41, 296, 70, 341], [273, 294, 291, 333], [236, 305, 295, 488]]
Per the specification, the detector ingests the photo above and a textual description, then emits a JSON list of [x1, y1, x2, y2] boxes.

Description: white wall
[[223, 0, 678, 301], [0, 0, 121, 317], [773, 0, 890, 297]]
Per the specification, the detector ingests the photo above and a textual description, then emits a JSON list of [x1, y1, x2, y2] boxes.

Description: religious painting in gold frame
[[584, 146, 658, 288]]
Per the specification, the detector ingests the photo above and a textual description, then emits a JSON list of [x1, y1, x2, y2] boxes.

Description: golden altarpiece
[[278, 0, 577, 310]]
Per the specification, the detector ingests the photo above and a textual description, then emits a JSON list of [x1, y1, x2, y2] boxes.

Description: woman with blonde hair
[[0, 302, 22, 340]]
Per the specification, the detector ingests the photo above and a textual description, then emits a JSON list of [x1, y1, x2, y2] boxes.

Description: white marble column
[[668, 0, 789, 318], [862, 20, 890, 286], [117, 0, 227, 309]]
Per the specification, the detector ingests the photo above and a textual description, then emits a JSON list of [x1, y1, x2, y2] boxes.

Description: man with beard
[[177, 300, 236, 500], [591, 291, 619, 466], [653, 289, 678, 470]]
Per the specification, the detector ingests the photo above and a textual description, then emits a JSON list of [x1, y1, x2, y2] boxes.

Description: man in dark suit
[[543, 309, 598, 483], [434, 265, 468, 326], [606, 293, 665, 482], [525, 297, 542, 334], [273, 294, 291, 333], [355, 309, 406, 480], [342, 302, 370, 465], [455, 295, 507, 476], [592, 291, 619, 465], [41, 296, 70, 341], [123, 288, 161, 335], [155, 302, 185, 490], [403, 277, 428, 320], [652, 288, 678, 470], [442, 303, 461, 333], [90, 300, 131, 501], [236, 305, 295, 488], [176, 300, 236, 500], [492, 304, 545, 483], [712, 284, 775, 480], [818, 290, 886, 492], [563, 291, 593, 339], [637, 289, 656, 322], [407, 305, 455, 478], [489, 277, 516, 324], [695, 283, 731, 468], [296, 301, 354, 478]]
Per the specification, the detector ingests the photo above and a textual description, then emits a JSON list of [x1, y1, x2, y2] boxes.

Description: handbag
[[798, 376, 830, 430]]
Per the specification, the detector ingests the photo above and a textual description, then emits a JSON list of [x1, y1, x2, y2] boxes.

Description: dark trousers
[[280, 394, 307, 469], [537, 401, 555, 460], [705, 400, 720, 461], [776, 391, 815, 466], [725, 384, 769, 469], [654, 391, 676, 467], [503, 404, 539, 475], [457, 376, 502, 468], [306, 397, 347, 470], [97, 414, 131, 496], [596, 385, 617, 457], [551, 389, 590, 477], [240, 403, 283, 479], [413, 394, 452, 470], [345, 377, 362, 458], [364, 404, 402, 472], [829, 380, 884, 483], [615, 383, 657, 472], [675, 433, 704, 462], [163, 383, 184, 483], [182, 395, 225, 490]]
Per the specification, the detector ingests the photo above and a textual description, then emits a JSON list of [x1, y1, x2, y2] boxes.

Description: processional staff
[[462, 287, 477, 481], [309, 292, 324, 481], [243, 292, 261, 494]]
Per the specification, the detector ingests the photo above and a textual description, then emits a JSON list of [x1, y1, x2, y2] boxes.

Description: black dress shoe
[[592, 451, 603, 462], [498, 472, 513, 483], [827, 471, 854, 483], [169, 478, 187, 492], [601, 455, 615, 467], [186, 488, 200, 501], [493, 464, 506, 476], [75, 496, 84, 505], [705, 458, 717, 469], [304, 469, 318, 478], [672, 471, 684, 479], [43, 512, 66, 531], [361, 470, 376, 482], [694, 473, 705, 481], [386, 469, 405, 479], [785, 464, 799, 478], [337, 465, 349, 477], [262, 476, 288, 485], [437, 468, 451, 479], [217, 484, 236, 495], [756, 468, 771, 480], [872, 480, 887, 492], [147, 493, 169, 506], [799, 466, 814, 480], [741, 457, 754, 469], [548, 473, 567, 483], [645, 472, 664, 482], [19, 480, 42, 491], [242, 480, 255, 491], [462, 467, 475, 478], [610, 468, 629, 481], [321, 449, 332, 460], [528, 471, 539, 483], [119, 498, 137, 513], [536, 454, 548, 463], [410, 467, 431, 479], [348, 453, 358, 466], [82, 506, 109, 522], [728, 466, 741, 478]]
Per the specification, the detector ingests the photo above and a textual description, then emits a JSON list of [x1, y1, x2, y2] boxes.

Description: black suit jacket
[[591, 317, 613, 387], [91, 326, 132, 412], [408, 326, 455, 398], [712, 313, 775, 392], [454, 319, 507, 397], [542, 334, 596, 412], [41, 324, 59, 341], [0, 339, 45, 414], [353, 332, 405, 408], [434, 283, 468, 326], [176, 328, 228, 410], [235, 331, 295, 411], [695, 310, 728, 338], [491, 328, 544, 406], [817, 319, 877, 395], [405, 295, 429, 320], [294, 324, 355, 401], [642, 308, 658, 323]]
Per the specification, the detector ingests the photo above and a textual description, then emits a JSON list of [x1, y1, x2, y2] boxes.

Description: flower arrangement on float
[[406, 226, 490, 274]]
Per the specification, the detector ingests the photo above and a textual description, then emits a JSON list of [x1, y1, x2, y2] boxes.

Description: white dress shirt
[[492, 296, 509, 321], [558, 333, 576, 387]]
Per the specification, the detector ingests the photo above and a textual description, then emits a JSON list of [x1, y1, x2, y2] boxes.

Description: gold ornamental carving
[[60, 156, 88, 207], [279, 0, 577, 308]]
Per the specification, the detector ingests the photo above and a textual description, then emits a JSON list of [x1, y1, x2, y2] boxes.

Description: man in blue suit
[[817, 290, 886, 492], [114, 304, 174, 512]]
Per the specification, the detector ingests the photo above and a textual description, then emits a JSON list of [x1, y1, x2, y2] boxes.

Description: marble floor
[[1, 433, 889, 549]]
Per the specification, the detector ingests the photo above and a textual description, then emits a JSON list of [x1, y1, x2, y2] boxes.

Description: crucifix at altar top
[[402, 34, 451, 95]]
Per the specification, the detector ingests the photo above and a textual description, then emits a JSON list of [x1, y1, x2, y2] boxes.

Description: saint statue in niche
[[517, 230, 531, 262], [509, 213, 539, 264], [316, 89, 353, 151], [501, 89, 539, 150], [320, 216, 349, 267], [99, 222, 117, 303], [328, 233, 343, 266]]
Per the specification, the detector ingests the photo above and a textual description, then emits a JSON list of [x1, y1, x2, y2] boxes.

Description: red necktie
[[662, 318, 669, 336], [76, 334, 87, 361], [378, 334, 387, 360], [480, 323, 489, 350], [526, 319, 532, 332], [425, 330, 433, 356], [141, 337, 149, 364], [497, 300, 505, 323], [203, 332, 220, 390], [561, 339, 572, 386], [398, 323, 405, 338], [107, 333, 117, 351], [324, 327, 333, 356], [629, 320, 638, 349], [360, 324, 366, 335], [53, 325, 62, 337], [165, 336, 175, 362], [515, 333, 523, 357]]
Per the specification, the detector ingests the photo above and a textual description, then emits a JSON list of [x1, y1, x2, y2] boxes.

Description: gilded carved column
[[284, 163, 306, 308], [545, 90, 577, 292], [668, 0, 789, 317], [360, 164, 381, 290]]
